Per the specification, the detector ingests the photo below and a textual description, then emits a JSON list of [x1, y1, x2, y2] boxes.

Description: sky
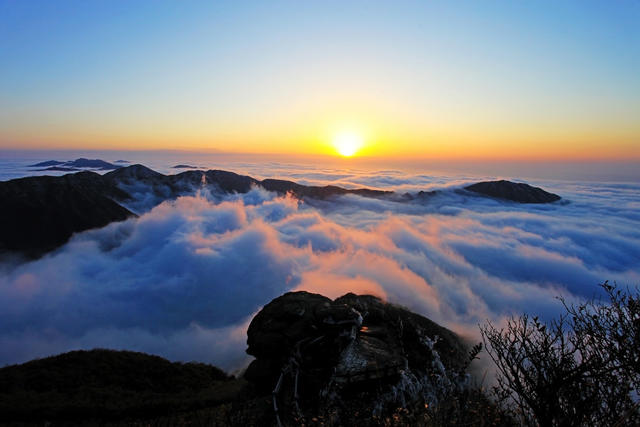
[[1, 0, 639, 160]]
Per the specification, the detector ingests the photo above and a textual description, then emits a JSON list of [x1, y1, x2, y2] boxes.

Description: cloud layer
[[1, 171, 639, 371]]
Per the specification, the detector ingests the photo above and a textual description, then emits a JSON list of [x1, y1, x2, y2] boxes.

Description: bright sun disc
[[333, 131, 363, 157]]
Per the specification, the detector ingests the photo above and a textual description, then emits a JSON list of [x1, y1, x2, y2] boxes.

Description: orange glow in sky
[[1, 2, 639, 161]]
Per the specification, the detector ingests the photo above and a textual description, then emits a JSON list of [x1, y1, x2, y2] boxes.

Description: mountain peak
[[104, 164, 164, 180]]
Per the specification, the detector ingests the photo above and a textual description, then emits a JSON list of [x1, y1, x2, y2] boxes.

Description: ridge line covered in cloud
[[0, 168, 638, 371]]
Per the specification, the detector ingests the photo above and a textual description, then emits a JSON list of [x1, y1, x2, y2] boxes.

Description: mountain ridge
[[0, 164, 561, 259], [29, 158, 121, 170]]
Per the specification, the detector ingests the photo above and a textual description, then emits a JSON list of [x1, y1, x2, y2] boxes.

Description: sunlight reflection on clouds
[[0, 174, 639, 371]]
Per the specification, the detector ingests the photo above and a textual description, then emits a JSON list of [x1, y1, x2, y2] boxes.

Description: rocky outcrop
[[465, 180, 561, 203], [244, 291, 469, 425]]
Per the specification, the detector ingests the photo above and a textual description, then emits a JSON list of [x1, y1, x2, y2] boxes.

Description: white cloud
[[1, 172, 639, 372]]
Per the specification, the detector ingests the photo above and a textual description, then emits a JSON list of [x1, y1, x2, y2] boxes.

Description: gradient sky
[[1, 0, 639, 159]]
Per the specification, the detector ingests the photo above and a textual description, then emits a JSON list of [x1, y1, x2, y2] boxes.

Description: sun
[[333, 130, 364, 157]]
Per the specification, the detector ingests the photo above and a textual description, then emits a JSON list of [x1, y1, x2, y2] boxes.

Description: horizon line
[[1, 147, 639, 164]]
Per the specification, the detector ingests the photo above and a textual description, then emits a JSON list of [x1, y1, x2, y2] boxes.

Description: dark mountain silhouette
[[29, 160, 65, 167], [29, 158, 120, 170], [0, 349, 238, 424], [0, 172, 135, 258], [104, 163, 166, 182], [36, 166, 80, 172], [261, 178, 390, 199], [464, 180, 561, 203], [0, 292, 494, 425], [64, 158, 121, 170], [0, 164, 561, 259], [172, 164, 199, 168], [104, 165, 391, 202]]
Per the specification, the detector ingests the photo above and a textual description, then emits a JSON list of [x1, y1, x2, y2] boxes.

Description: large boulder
[[244, 291, 469, 424]]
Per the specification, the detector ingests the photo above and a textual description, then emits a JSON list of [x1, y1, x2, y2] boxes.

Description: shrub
[[480, 282, 640, 426]]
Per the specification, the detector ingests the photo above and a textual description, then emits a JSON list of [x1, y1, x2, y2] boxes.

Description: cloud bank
[[1, 172, 639, 371]]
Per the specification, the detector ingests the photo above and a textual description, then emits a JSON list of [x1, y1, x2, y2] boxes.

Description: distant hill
[[29, 160, 65, 167], [66, 158, 120, 169], [465, 180, 561, 203], [29, 158, 121, 170], [36, 166, 80, 172]]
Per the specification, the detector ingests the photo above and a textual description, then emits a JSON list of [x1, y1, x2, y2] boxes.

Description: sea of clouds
[[1, 163, 639, 372]]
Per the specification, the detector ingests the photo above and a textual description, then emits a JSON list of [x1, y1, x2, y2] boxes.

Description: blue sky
[[1, 0, 639, 158]]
